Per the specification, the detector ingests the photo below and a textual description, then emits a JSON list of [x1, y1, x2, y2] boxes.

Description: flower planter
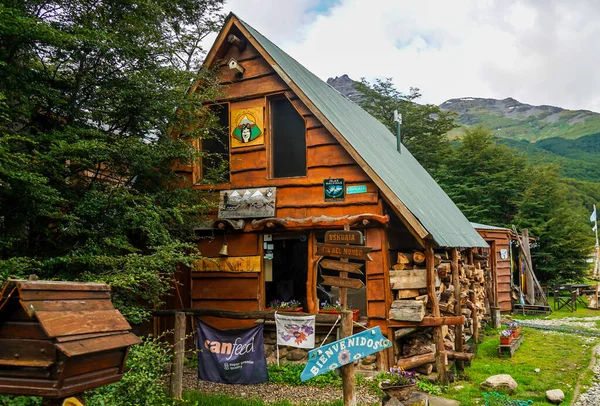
[[500, 336, 513, 345], [510, 327, 521, 338], [266, 307, 304, 313], [318, 309, 359, 321], [379, 382, 416, 401]]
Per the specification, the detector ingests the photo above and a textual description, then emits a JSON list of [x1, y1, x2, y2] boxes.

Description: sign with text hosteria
[[300, 327, 391, 381]]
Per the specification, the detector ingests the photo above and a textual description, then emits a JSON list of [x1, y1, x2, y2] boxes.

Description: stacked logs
[[389, 250, 490, 375]]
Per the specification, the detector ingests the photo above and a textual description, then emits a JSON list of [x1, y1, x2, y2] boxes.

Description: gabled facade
[[170, 14, 488, 371]]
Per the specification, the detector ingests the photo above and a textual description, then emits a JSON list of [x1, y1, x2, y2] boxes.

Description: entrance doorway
[[265, 235, 308, 308]]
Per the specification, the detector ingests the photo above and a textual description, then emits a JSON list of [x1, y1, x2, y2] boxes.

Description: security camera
[[228, 58, 245, 76]]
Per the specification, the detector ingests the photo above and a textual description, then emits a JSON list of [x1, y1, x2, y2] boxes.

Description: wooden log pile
[[388, 249, 491, 375]]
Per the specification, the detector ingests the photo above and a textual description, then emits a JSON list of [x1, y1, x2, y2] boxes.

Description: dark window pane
[[271, 98, 306, 178], [202, 104, 230, 183]]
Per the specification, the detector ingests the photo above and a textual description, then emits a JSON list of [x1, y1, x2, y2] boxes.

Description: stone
[[480, 374, 518, 393], [546, 389, 564, 404], [454, 385, 464, 391], [286, 349, 307, 361], [535, 368, 541, 373]]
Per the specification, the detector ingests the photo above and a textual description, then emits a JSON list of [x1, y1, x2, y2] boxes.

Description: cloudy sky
[[207, 0, 600, 113]]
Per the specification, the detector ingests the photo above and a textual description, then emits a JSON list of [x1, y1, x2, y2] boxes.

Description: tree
[[0, 0, 225, 322], [513, 165, 593, 282], [436, 126, 529, 226], [355, 78, 457, 172]]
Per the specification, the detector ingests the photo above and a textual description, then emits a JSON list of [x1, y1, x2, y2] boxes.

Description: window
[[270, 97, 306, 178], [201, 104, 230, 183]]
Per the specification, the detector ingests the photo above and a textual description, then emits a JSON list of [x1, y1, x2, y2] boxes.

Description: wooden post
[[522, 229, 535, 304], [170, 311, 186, 399], [339, 223, 356, 406], [451, 248, 463, 372], [307, 230, 318, 313], [426, 241, 447, 384]]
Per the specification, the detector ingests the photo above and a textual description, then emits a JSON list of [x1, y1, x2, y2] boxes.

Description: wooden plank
[[35, 310, 131, 338], [197, 233, 259, 257], [17, 281, 109, 292], [61, 351, 124, 379], [366, 277, 386, 301], [324, 230, 364, 245], [217, 57, 273, 83], [306, 127, 338, 147], [321, 275, 364, 290], [55, 331, 128, 343], [191, 271, 258, 280], [307, 144, 355, 168], [191, 277, 259, 300], [0, 359, 54, 368], [276, 184, 378, 207], [192, 256, 261, 273], [0, 338, 56, 364], [387, 316, 464, 327], [230, 148, 267, 173], [320, 259, 363, 274], [0, 321, 46, 340], [23, 299, 114, 315], [389, 300, 425, 322], [56, 333, 140, 357], [316, 243, 372, 260], [367, 301, 386, 319], [221, 73, 288, 100], [19, 290, 111, 301], [389, 269, 440, 290]]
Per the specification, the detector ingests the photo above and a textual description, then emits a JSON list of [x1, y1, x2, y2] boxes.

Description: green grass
[[444, 326, 598, 405], [512, 296, 600, 321]]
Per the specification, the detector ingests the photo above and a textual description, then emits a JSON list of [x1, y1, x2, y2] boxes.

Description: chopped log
[[447, 350, 475, 362], [415, 363, 434, 375], [440, 290, 454, 302], [394, 327, 418, 340], [413, 251, 426, 265], [397, 352, 435, 369], [437, 263, 451, 277], [390, 300, 425, 322], [387, 316, 465, 327], [434, 254, 442, 266], [397, 253, 412, 265], [397, 289, 420, 299], [415, 294, 428, 304], [390, 269, 440, 290], [403, 336, 434, 356], [392, 263, 409, 271]]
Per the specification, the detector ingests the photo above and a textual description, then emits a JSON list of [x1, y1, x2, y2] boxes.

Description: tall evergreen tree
[[0, 0, 224, 322], [355, 78, 456, 173]]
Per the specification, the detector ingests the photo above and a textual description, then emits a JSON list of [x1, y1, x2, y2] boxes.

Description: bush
[[86, 335, 172, 406]]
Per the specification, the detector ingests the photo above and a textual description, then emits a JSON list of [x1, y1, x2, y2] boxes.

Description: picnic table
[[553, 284, 593, 312]]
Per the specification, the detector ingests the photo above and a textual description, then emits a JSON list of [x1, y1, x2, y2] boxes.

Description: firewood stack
[[389, 249, 489, 374]]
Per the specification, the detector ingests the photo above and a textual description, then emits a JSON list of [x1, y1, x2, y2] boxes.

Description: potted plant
[[266, 299, 303, 312], [500, 329, 513, 345], [507, 321, 520, 338], [378, 366, 417, 401], [318, 300, 359, 321]]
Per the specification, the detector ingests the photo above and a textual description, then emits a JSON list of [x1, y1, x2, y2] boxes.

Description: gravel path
[[182, 366, 380, 405]]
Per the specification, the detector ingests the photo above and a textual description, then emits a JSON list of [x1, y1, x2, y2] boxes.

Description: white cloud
[[217, 0, 600, 112]]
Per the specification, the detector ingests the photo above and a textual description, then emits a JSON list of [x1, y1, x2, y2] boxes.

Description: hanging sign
[[218, 187, 276, 219], [324, 230, 364, 245], [316, 243, 372, 261], [323, 178, 345, 202], [300, 327, 391, 381], [320, 259, 363, 275], [321, 275, 364, 290]]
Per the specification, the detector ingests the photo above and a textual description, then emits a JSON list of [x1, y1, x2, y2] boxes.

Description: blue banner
[[197, 320, 268, 384], [300, 327, 391, 381]]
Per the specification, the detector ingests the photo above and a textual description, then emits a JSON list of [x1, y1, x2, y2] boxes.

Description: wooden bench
[[498, 334, 524, 357]]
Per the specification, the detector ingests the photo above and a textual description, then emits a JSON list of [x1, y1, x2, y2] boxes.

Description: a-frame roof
[[205, 14, 487, 248]]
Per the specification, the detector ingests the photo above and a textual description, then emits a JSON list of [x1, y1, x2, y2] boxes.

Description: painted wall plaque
[[300, 326, 391, 381], [218, 187, 276, 219], [346, 185, 367, 195], [231, 107, 264, 148], [323, 178, 344, 202]]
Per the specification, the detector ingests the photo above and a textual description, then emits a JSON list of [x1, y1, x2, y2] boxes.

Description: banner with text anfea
[[196, 320, 268, 384]]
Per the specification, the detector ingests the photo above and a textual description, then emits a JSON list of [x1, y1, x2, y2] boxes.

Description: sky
[[209, 0, 600, 113]]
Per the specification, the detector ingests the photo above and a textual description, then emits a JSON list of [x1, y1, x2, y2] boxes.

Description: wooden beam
[[251, 214, 389, 230], [387, 316, 464, 327], [451, 248, 464, 372], [307, 230, 319, 314], [153, 308, 340, 323], [426, 241, 447, 385]]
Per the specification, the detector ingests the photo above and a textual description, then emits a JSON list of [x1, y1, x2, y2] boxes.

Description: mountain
[[326, 74, 363, 103], [440, 97, 600, 142]]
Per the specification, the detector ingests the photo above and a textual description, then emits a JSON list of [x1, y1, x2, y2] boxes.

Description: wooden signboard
[[218, 187, 276, 219], [316, 243, 372, 261], [324, 230, 363, 245], [193, 256, 261, 273], [320, 259, 363, 275], [321, 275, 364, 290]]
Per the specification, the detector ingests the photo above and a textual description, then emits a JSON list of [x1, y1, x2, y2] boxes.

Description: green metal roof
[[471, 222, 511, 232], [235, 16, 487, 248]]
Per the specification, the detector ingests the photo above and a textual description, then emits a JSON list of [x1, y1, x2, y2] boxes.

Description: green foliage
[[86, 335, 172, 406], [355, 78, 457, 172], [416, 379, 446, 396], [0, 396, 41, 406], [0, 0, 226, 321], [267, 362, 342, 388]]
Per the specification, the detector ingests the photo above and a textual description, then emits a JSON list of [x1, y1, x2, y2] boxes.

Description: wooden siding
[[476, 229, 512, 312]]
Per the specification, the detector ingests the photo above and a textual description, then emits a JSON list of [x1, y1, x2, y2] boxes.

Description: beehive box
[[0, 279, 140, 398]]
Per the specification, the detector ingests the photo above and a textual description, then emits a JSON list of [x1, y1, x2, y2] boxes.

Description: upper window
[[270, 97, 306, 178], [201, 104, 230, 183]]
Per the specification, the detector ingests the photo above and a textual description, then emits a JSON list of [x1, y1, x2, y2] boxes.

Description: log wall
[[475, 229, 512, 312]]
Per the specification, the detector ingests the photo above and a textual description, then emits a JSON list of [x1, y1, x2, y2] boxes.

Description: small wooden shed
[[0, 279, 140, 399]]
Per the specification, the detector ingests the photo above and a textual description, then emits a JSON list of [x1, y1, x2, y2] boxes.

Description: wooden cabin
[[0, 280, 140, 400], [166, 13, 489, 376]]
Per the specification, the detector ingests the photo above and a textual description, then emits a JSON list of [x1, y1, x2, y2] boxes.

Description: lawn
[[182, 393, 344, 406]]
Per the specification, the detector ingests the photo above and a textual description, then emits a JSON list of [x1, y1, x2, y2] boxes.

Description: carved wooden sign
[[320, 259, 363, 275], [316, 243, 372, 261], [324, 230, 363, 245], [321, 275, 364, 290], [218, 187, 276, 219]]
